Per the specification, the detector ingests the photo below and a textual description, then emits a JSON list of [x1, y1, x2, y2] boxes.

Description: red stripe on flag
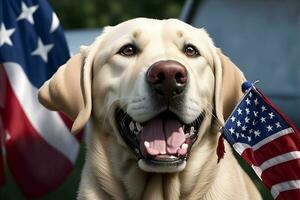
[[59, 113, 83, 141], [240, 148, 258, 166], [240, 132, 300, 167], [254, 132, 300, 165], [1, 71, 73, 198], [276, 189, 300, 200], [0, 116, 5, 186], [0, 64, 6, 186], [261, 159, 300, 188], [58, 112, 73, 130]]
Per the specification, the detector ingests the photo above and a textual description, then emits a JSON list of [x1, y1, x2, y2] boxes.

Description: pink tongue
[[165, 119, 186, 154], [140, 117, 186, 156]]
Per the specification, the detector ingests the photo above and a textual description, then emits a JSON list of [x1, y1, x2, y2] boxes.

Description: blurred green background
[[49, 0, 185, 29], [0, 0, 273, 199]]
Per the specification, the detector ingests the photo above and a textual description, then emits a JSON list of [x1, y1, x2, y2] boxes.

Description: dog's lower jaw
[[138, 159, 187, 173]]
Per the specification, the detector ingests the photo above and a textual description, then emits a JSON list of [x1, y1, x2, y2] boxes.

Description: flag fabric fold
[[223, 81, 300, 200], [0, 0, 80, 198], [0, 64, 6, 187]]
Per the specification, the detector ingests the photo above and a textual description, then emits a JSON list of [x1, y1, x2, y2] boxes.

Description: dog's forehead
[[106, 18, 199, 39]]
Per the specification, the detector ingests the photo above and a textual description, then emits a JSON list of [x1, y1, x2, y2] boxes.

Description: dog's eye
[[184, 44, 199, 57], [118, 44, 138, 57]]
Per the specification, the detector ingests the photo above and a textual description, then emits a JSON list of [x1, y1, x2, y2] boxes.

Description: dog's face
[[92, 18, 215, 172], [38, 18, 245, 173]]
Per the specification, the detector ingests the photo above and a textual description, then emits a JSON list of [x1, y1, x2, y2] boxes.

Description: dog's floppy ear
[[38, 53, 92, 133], [38, 28, 109, 133], [214, 49, 246, 123]]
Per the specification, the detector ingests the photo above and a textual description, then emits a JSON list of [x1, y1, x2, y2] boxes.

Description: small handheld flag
[[222, 81, 300, 200]]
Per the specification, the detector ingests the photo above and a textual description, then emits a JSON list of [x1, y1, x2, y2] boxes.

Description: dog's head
[[38, 18, 245, 173]]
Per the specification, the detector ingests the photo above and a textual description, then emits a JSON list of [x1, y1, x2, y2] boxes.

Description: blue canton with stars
[[0, 0, 69, 88], [223, 84, 289, 146]]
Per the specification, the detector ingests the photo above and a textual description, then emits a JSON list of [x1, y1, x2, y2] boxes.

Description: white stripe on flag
[[233, 128, 294, 153], [260, 151, 300, 171], [252, 165, 262, 178], [253, 128, 294, 151], [4, 62, 79, 163], [271, 180, 300, 199]]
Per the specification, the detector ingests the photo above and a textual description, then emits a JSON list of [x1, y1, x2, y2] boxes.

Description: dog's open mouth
[[116, 109, 204, 173]]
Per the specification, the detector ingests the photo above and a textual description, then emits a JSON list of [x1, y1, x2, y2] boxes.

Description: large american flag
[[223, 81, 300, 200], [0, 0, 80, 198]]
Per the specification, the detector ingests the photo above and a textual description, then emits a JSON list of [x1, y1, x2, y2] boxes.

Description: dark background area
[[49, 0, 185, 29]]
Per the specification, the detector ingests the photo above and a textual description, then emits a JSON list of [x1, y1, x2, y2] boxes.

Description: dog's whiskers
[[202, 100, 224, 130]]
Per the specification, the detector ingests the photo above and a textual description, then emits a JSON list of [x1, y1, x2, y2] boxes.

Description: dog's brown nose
[[147, 60, 187, 98]]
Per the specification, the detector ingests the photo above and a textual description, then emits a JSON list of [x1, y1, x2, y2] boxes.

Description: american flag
[[0, 0, 80, 198], [223, 81, 300, 200]]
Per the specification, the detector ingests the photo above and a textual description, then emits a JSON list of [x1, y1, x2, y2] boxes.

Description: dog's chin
[[115, 109, 204, 173], [138, 159, 186, 173]]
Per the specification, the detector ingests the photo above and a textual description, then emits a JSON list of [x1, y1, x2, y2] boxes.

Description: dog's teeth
[[129, 121, 135, 131], [181, 143, 188, 150], [160, 151, 166, 154], [136, 123, 142, 131], [144, 141, 150, 148], [190, 126, 195, 135]]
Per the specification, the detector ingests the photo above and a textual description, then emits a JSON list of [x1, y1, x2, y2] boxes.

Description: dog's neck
[[87, 117, 226, 200]]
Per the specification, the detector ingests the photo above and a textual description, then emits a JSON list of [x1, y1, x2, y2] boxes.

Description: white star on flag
[[254, 130, 261, 137], [246, 98, 251, 105], [0, 23, 15, 46], [266, 125, 273, 132], [247, 136, 251, 142], [31, 38, 54, 62], [17, 2, 39, 24], [230, 116, 236, 122], [237, 108, 242, 115], [237, 120, 241, 127], [252, 120, 257, 126], [245, 117, 250, 123], [241, 125, 247, 131], [254, 98, 259, 106], [261, 105, 267, 112], [276, 122, 281, 128], [228, 127, 235, 134], [260, 117, 266, 123], [253, 111, 258, 117], [269, 112, 275, 119], [245, 108, 250, 115]]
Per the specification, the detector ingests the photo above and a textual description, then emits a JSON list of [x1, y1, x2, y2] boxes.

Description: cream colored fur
[[38, 18, 262, 200]]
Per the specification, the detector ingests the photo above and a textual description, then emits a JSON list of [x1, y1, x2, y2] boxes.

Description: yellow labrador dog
[[38, 18, 262, 200]]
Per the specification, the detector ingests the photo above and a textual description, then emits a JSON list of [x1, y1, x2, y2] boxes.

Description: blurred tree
[[49, 0, 185, 29]]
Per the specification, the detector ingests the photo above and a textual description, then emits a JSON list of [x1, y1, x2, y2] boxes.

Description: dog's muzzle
[[115, 60, 204, 173]]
